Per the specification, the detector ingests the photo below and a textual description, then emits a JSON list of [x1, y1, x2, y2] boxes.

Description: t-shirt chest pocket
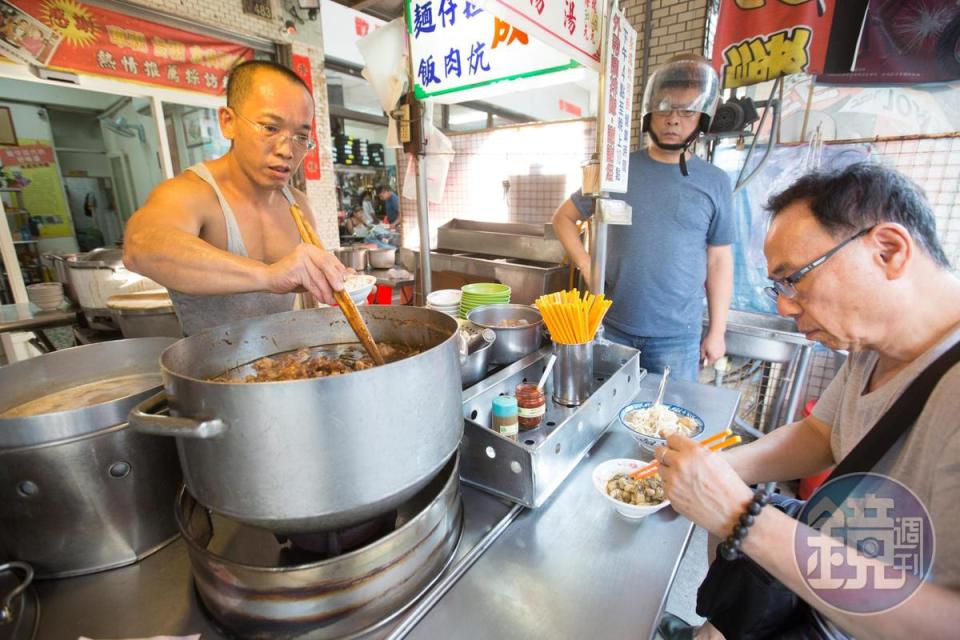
[[671, 191, 714, 233]]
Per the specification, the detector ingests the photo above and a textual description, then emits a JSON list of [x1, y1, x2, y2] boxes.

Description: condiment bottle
[[515, 383, 546, 430], [491, 396, 519, 442]]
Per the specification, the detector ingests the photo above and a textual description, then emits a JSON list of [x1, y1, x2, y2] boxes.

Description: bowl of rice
[[618, 401, 705, 452]]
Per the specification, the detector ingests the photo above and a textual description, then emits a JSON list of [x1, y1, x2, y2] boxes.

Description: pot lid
[[68, 247, 125, 269], [107, 289, 173, 312]]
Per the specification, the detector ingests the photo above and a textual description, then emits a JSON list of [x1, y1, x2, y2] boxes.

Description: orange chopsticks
[[290, 204, 385, 366], [536, 289, 613, 344], [629, 429, 740, 481]]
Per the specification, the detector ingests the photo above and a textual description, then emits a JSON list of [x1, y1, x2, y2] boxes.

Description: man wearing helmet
[[552, 55, 734, 381]]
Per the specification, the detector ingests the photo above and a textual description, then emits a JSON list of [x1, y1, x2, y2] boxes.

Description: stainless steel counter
[[0, 303, 78, 334], [14, 375, 739, 640], [407, 374, 740, 640]]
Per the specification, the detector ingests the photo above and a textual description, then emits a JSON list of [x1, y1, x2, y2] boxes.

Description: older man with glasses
[[658, 163, 960, 640], [123, 60, 346, 336]]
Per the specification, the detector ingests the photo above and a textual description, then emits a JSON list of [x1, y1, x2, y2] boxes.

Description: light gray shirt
[[167, 163, 297, 336], [812, 322, 960, 590]]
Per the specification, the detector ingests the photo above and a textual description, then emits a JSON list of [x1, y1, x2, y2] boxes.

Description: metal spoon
[[536, 354, 558, 392], [654, 365, 671, 407]]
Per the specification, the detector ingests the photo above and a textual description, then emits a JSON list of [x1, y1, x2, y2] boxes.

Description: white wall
[[101, 98, 163, 209]]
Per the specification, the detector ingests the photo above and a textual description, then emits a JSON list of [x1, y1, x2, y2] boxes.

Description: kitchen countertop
[[13, 375, 739, 640]]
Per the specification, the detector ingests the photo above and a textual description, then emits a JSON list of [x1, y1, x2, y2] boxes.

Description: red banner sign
[[290, 53, 322, 181], [711, 0, 837, 90], [2, 0, 253, 95]]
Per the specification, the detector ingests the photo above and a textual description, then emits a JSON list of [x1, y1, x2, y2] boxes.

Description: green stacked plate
[[459, 283, 511, 318]]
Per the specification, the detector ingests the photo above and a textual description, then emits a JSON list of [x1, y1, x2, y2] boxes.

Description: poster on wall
[[290, 53, 322, 180], [0, 0, 253, 95], [0, 139, 73, 238], [711, 0, 842, 90], [819, 1, 960, 84], [406, 0, 581, 101], [0, 0, 61, 65], [599, 5, 635, 194]]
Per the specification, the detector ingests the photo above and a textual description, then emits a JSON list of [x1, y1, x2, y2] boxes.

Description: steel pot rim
[[0, 337, 175, 448], [466, 304, 544, 330], [157, 307, 459, 386]]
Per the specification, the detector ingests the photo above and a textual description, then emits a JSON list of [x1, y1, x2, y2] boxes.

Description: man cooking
[[552, 56, 734, 381], [657, 163, 960, 639], [123, 60, 347, 336]]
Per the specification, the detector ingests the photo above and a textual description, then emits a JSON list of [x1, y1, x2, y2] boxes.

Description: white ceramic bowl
[[344, 274, 377, 305], [27, 283, 65, 310], [592, 458, 672, 520], [427, 289, 462, 306]]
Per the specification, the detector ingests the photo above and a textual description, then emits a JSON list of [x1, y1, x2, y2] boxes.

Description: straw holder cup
[[552, 340, 594, 406]]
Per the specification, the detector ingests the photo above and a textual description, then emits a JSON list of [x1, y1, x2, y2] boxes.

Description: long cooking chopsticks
[[629, 429, 741, 481], [289, 204, 385, 366]]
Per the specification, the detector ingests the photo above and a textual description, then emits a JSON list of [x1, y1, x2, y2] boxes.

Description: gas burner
[[275, 511, 398, 562], [176, 455, 463, 639]]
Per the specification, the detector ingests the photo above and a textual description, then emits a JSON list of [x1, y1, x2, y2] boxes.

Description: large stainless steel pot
[[128, 306, 463, 533], [0, 338, 182, 579], [67, 248, 161, 330], [107, 290, 183, 339], [42, 252, 82, 304]]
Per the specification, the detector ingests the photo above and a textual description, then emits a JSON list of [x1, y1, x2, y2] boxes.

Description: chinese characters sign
[[711, 0, 837, 89], [0, 143, 54, 166], [1, 0, 253, 95], [477, 0, 603, 71], [407, 0, 579, 100], [290, 54, 321, 181], [599, 5, 635, 194]]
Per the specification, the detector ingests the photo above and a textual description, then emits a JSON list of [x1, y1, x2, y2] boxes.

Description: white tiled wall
[[400, 119, 596, 249]]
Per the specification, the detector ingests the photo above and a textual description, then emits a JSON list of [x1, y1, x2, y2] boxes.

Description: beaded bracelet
[[719, 488, 772, 561]]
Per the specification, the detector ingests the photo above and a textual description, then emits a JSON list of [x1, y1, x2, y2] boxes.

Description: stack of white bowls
[[426, 289, 462, 317], [26, 282, 65, 311]]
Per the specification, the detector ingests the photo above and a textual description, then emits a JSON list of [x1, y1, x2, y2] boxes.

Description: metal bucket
[[0, 338, 182, 578], [177, 454, 463, 638], [129, 306, 463, 533]]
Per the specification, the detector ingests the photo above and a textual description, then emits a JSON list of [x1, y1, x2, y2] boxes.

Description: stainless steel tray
[[459, 342, 644, 507]]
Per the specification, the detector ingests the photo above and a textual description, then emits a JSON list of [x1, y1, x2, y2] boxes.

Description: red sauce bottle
[[515, 383, 546, 430]]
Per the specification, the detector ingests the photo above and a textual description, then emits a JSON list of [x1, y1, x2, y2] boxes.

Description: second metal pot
[[334, 246, 368, 271], [368, 247, 397, 269], [467, 304, 544, 365], [129, 306, 463, 533]]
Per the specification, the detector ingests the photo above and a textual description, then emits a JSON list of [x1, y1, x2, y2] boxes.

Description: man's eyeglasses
[[764, 227, 873, 302], [233, 110, 316, 151], [653, 109, 698, 118]]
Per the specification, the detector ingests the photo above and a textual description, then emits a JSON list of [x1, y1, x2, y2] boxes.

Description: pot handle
[[0, 561, 33, 625], [128, 392, 229, 439]]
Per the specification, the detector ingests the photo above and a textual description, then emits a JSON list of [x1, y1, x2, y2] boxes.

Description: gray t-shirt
[[812, 323, 960, 590], [570, 149, 734, 337]]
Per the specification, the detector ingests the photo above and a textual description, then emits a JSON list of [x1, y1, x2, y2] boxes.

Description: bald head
[[226, 60, 312, 110]]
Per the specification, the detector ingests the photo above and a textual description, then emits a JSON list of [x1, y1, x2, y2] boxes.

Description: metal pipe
[[783, 343, 813, 426], [588, 0, 619, 298], [415, 150, 432, 302]]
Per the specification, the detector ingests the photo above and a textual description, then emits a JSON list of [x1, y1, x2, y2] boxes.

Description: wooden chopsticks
[[629, 429, 741, 481], [290, 204, 385, 366]]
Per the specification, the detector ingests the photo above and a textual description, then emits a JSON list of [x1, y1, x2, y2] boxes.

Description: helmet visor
[[642, 60, 720, 118]]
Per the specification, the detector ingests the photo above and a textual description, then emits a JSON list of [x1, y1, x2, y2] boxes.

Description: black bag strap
[[823, 337, 960, 482]]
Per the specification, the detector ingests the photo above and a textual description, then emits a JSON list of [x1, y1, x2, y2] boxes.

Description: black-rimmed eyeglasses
[[764, 227, 873, 301]]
